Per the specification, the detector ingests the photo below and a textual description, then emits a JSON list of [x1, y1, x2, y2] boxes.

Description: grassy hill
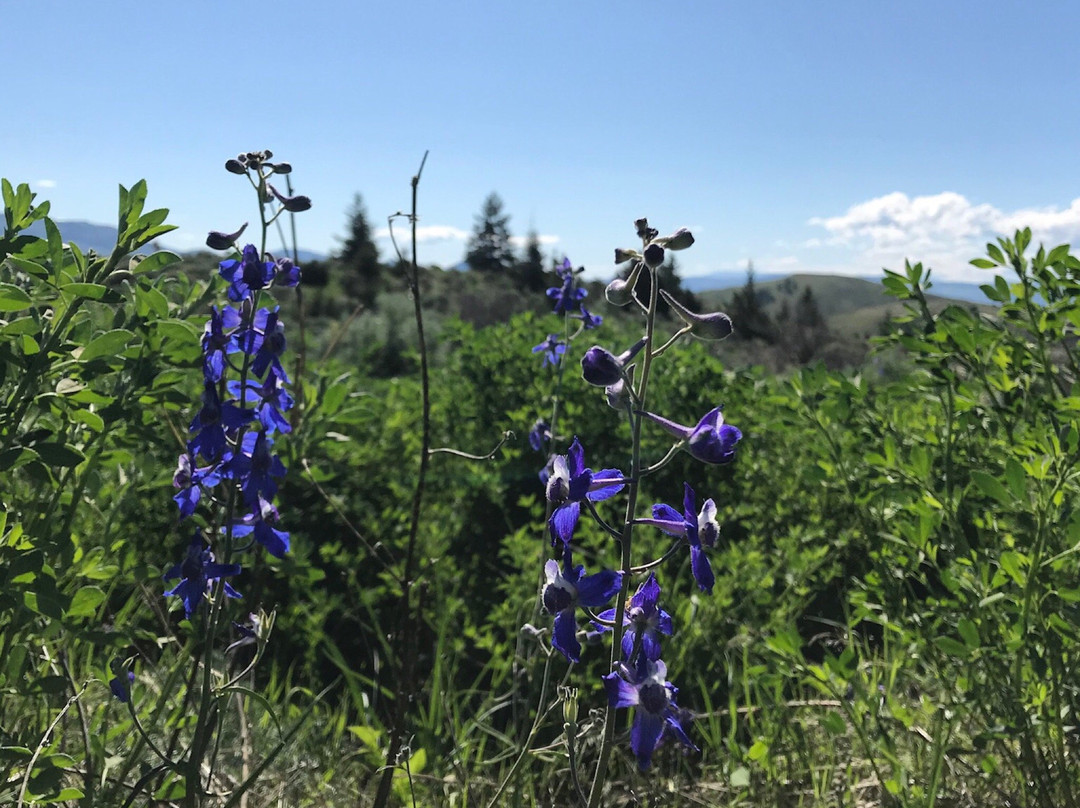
[[698, 272, 991, 339]]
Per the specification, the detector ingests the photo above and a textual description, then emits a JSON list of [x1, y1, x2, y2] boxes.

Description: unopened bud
[[614, 247, 640, 264], [269, 184, 312, 212], [658, 227, 695, 251], [606, 262, 644, 306], [225, 159, 246, 175], [271, 162, 292, 175], [205, 222, 249, 251], [659, 288, 734, 340], [643, 242, 665, 269], [561, 686, 579, 725]]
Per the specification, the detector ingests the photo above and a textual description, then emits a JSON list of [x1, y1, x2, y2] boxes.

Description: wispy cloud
[[373, 224, 470, 243], [807, 192, 1080, 280], [509, 234, 559, 248], [35, 179, 57, 189]]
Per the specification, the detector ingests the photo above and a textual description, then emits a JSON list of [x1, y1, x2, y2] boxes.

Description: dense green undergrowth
[[4, 177, 1080, 806]]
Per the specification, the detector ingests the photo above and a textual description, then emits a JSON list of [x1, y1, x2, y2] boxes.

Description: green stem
[[587, 259, 659, 807]]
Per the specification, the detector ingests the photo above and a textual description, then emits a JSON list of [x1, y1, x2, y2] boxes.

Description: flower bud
[[270, 162, 292, 174], [582, 338, 646, 387], [205, 222, 249, 251], [561, 686, 579, 725], [634, 218, 658, 241], [659, 288, 733, 340], [581, 346, 623, 386], [615, 247, 640, 264], [658, 227, 695, 251], [643, 242, 665, 269], [606, 261, 644, 306], [225, 158, 246, 175], [268, 184, 312, 212]]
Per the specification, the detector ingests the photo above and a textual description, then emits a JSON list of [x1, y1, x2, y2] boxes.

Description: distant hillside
[[22, 219, 326, 261], [697, 273, 992, 339]]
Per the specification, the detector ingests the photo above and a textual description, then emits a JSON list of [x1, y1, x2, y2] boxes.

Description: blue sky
[[6, 1, 1080, 282]]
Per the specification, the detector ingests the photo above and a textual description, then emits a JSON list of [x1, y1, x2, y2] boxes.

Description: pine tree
[[514, 230, 547, 292], [728, 261, 775, 342], [465, 193, 515, 273], [337, 193, 381, 307]]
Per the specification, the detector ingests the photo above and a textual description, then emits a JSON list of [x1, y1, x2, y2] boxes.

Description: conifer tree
[[465, 192, 515, 273], [337, 193, 381, 307]]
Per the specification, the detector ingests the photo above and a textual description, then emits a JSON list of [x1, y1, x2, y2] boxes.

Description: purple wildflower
[[602, 658, 697, 770], [163, 537, 242, 618], [532, 334, 566, 368], [219, 244, 275, 302], [542, 554, 622, 662], [638, 482, 719, 593], [545, 437, 626, 545], [592, 573, 673, 661], [639, 406, 742, 465]]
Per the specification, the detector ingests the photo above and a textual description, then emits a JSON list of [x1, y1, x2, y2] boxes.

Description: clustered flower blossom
[[530, 220, 744, 772], [163, 239, 300, 620]]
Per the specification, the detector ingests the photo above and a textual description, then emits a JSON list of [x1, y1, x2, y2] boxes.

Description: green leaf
[[934, 635, 970, 658], [0, 283, 33, 311], [34, 443, 85, 467], [1004, 458, 1026, 500], [729, 766, 751, 788], [999, 551, 1026, 587], [79, 328, 135, 362], [71, 409, 105, 432], [65, 586, 105, 618], [747, 740, 768, 761], [821, 711, 846, 735], [971, 470, 1012, 505], [970, 258, 997, 269], [6, 255, 50, 278], [130, 250, 181, 275], [61, 282, 110, 300], [987, 243, 1006, 264], [958, 618, 980, 649]]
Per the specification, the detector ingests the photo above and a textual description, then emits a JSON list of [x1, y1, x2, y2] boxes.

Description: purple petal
[[639, 410, 693, 442], [586, 469, 626, 502], [690, 545, 714, 593], [552, 609, 581, 662], [682, 482, 696, 522], [641, 630, 663, 661], [664, 711, 698, 750], [631, 711, 666, 770], [567, 438, 585, 477], [657, 609, 673, 636], [548, 501, 581, 545], [576, 569, 622, 607], [602, 671, 640, 708]]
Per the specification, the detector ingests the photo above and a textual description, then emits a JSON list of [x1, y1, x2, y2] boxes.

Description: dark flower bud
[[581, 338, 646, 387], [659, 289, 733, 340], [606, 363, 635, 410], [657, 228, 695, 251], [225, 159, 247, 175], [615, 247, 640, 264], [643, 243, 665, 269], [635, 218, 658, 241], [262, 149, 273, 160], [606, 261, 644, 306], [582, 346, 624, 386], [270, 162, 292, 174], [206, 222, 249, 251], [268, 184, 312, 212]]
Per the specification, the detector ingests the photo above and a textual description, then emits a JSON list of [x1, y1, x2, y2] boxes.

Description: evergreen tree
[[728, 261, 775, 342], [336, 193, 381, 308], [465, 192, 515, 273], [514, 230, 547, 292]]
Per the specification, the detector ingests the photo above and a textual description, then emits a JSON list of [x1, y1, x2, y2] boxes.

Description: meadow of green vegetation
[[3, 175, 1080, 807]]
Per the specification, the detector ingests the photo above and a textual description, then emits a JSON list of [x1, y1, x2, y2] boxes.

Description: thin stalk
[[372, 150, 430, 808], [587, 259, 661, 807]]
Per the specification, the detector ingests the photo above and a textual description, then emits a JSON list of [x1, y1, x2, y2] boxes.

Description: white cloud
[[807, 191, 1080, 280], [509, 234, 559, 247], [373, 224, 469, 243], [35, 179, 56, 188]]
